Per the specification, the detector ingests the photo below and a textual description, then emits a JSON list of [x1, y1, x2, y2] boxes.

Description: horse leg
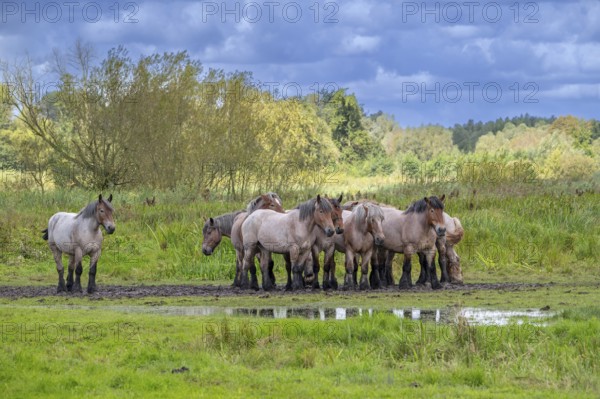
[[310, 246, 320, 289], [86, 250, 100, 294], [328, 250, 338, 290], [322, 253, 331, 290], [359, 251, 372, 290], [369, 247, 382, 290], [232, 246, 243, 287], [322, 245, 335, 290], [436, 238, 450, 284], [260, 250, 274, 291], [398, 251, 413, 290], [241, 244, 258, 290], [343, 251, 356, 290], [447, 247, 464, 285], [385, 251, 395, 287], [50, 244, 66, 293], [352, 258, 358, 286], [416, 252, 428, 285], [284, 253, 293, 291], [267, 253, 276, 288], [66, 255, 75, 292], [289, 246, 304, 291], [250, 254, 260, 291], [426, 250, 442, 290]]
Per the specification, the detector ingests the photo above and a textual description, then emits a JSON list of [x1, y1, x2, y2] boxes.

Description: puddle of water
[[1, 304, 555, 325]]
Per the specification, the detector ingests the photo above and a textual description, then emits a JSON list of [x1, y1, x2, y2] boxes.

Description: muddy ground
[[0, 282, 557, 299]]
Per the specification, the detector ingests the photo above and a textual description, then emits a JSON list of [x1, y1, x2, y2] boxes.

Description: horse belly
[[49, 213, 77, 254], [258, 231, 295, 254]]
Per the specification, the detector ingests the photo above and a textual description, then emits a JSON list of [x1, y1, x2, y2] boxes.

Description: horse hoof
[[331, 279, 339, 290], [431, 281, 442, 290], [57, 285, 66, 293], [322, 280, 330, 290], [87, 286, 96, 294], [398, 282, 411, 290], [359, 282, 370, 291]]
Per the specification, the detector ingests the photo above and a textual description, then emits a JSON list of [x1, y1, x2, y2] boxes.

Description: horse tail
[[42, 228, 49, 241], [446, 217, 464, 245]]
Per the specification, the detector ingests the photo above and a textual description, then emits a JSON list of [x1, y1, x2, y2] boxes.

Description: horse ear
[[440, 194, 445, 202], [424, 197, 430, 205], [209, 217, 215, 226], [316, 194, 321, 203], [98, 194, 103, 202], [108, 194, 113, 203], [338, 193, 343, 203], [363, 204, 369, 215]]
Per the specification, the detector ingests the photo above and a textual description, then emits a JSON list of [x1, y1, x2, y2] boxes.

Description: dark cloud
[[1, 0, 598, 126]]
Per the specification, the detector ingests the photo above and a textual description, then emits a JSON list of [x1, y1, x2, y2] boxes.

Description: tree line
[[1, 43, 599, 195]]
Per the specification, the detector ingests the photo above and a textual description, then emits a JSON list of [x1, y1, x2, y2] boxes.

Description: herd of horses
[[202, 192, 465, 292], [42, 193, 464, 294]]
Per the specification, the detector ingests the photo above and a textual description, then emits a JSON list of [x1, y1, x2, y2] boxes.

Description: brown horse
[[333, 202, 385, 290], [230, 193, 285, 289], [43, 194, 115, 294], [377, 196, 446, 289], [240, 195, 335, 291]]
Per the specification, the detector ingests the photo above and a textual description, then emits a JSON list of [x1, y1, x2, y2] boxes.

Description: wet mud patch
[[0, 282, 553, 299]]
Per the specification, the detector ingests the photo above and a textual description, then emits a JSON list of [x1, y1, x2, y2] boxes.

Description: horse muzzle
[[105, 225, 116, 234], [374, 236, 384, 246], [202, 247, 213, 256], [436, 227, 446, 237], [325, 228, 335, 237], [336, 227, 344, 234]]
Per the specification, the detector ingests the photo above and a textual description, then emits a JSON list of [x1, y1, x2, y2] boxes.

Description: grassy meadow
[[0, 177, 598, 286], [1, 177, 599, 398], [0, 305, 599, 398]]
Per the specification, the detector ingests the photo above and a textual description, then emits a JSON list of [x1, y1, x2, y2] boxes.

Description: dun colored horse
[[333, 202, 385, 290], [43, 194, 115, 294], [230, 193, 285, 289], [375, 196, 446, 289], [240, 195, 335, 291], [304, 194, 344, 290]]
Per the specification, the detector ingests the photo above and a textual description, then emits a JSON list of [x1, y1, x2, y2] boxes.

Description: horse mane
[[343, 199, 393, 211], [353, 203, 384, 231], [76, 199, 113, 219], [405, 196, 444, 213], [267, 192, 282, 207], [246, 192, 282, 213], [297, 197, 332, 221], [204, 211, 243, 233]]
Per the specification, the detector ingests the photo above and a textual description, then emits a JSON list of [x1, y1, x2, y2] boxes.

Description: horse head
[[364, 203, 385, 246], [97, 194, 115, 234], [314, 195, 335, 237], [424, 194, 446, 237], [202, 217, 221, 255], [263, 193, 285, 213], [326, 194, 344, 234]]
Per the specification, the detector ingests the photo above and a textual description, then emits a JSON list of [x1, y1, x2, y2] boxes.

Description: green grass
[[1, 180, 599, 397], [0, 305, 598, 398], [1, 180, 599, 286]]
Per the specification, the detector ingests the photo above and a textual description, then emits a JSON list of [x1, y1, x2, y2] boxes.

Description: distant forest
[[1, 44, 599, 195]]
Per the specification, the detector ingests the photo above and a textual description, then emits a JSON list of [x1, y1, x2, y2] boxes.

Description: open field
[[1, 181, 599, 397]]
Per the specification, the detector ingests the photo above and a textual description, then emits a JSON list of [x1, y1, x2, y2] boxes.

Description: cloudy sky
[[1, 0, 599, 126]]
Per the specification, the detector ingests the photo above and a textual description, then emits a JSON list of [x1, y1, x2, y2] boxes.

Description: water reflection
[[2, 304, 556, 325]]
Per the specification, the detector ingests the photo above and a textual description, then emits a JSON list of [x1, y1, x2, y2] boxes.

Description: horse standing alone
[[43, 194, 115, 294]]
